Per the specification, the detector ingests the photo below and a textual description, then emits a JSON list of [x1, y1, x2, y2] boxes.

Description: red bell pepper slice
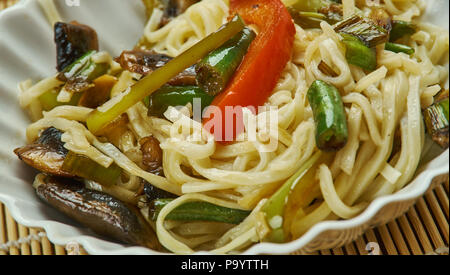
[[203, 0, 295, 142]]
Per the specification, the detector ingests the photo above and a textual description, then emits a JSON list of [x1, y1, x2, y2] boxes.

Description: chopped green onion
[[385, 42, 415, 55], [61, 151, 122, 187], [390, 20, 416, 42], [341, 33, 377, 71], [263, 151, 323, 243], [335, 15, 388, 48]]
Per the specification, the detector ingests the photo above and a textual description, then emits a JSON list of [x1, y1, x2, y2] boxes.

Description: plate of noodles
[[0, 0, 448, 255]]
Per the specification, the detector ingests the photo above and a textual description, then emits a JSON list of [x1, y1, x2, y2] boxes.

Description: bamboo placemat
[[0, 0, 448, 256]]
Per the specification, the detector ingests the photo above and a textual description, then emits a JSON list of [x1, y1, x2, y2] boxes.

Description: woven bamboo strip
[[434, 184, 449, 219], [415, 198, 445, 250], [5, 209, 19, 255], [29, 228, 42, 255], [387, 221, 410, 255], [320, 249, 332, 255], [406, 207, 434, 253], [55, 245, 66, 255], [343, 242, 358, 255], [376, 225, 398, 255], [0, 204, 7, 256], [18, 224, 31, 255], [397, 215, 423, 255], [40, 231, 54, 255], [425, 191, 449, 243], [332, 246, 345, 255], [354, 236, 368, 255]]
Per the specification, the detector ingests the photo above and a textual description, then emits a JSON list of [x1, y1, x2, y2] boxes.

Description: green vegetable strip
[[262, 151, 323, 243], [335, 15, 388, 48], [196, 27, 256, 95], [341, 34, 377, 71], [150, 198, 251, 224], [59, 50, 109, 82], [144, 85, 214, 117], [86, 15, 246, 134], [61, 151, 122, 187], [385, 42, 415, 55], [39, 89, 82, 111], [390, 20, 416, 42], [423, 97, 449, 148], [307, 80, 349, 151]]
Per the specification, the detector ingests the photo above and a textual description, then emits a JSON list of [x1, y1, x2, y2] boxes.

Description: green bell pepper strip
[[144, 85, 214, 117], [149, 198, 251, 224], [39, 89, 83, 111], [341, 33, 377, 71], [195, 27, 256, 96], [262, 150, 323, 243], [86, 15, 246, 135], [59, 50, 109, 82], [61, 151, 122, 187], [389, 20, 416, 42], [385, 42, 415, 55], [307, 80, 349, 151]]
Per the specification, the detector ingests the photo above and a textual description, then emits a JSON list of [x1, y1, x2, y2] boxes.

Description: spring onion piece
[[61, 151, 122, 187], [196, 27, 256, 95], [307, 80, 349, 151], [335, 15, 388, 48], [149, 198, 251, 224], [423, 95, 449, 148], [144, 85, 214, 117], [58, 50, 109, 82], [341, 33, 377, 71], [39, 89, 82, 111], [385, 42, 415, 55], [262, 151, 323, 243], [86, 15, 246, 135], [390, 20, 416, 42]]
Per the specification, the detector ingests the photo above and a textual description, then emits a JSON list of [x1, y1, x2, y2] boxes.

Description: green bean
[[196, 27, 256, 95], [385, 42, 415, 55], [150, 198, 251, 224], [144, 85, 214, 117], [307, 80, 349, 151]]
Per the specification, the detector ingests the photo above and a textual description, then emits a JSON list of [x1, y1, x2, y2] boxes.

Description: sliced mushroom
[[139, 136, 164, 176], [14, 127, 73, 177], [115, 50, 196, 86], [34, 175, 162, 250], [54, 21, 99, 72]]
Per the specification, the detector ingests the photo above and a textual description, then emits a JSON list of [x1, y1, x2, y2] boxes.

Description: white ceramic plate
[[0, 0, 448, 255]]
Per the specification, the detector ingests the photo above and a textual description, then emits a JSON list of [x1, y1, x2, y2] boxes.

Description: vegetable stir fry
[[13, 0, 449, 254]]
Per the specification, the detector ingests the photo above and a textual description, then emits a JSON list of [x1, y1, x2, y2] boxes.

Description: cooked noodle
[[24, 0, 448, 254]]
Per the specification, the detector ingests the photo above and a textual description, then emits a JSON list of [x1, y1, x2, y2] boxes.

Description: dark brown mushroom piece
[[14, 127, 73, 177], [34, 175, 162, 250], [54, 21, 99, 72], [115, 50, 196, 85], [160, 0, 201, 26], [139, 136, 164, 176]]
